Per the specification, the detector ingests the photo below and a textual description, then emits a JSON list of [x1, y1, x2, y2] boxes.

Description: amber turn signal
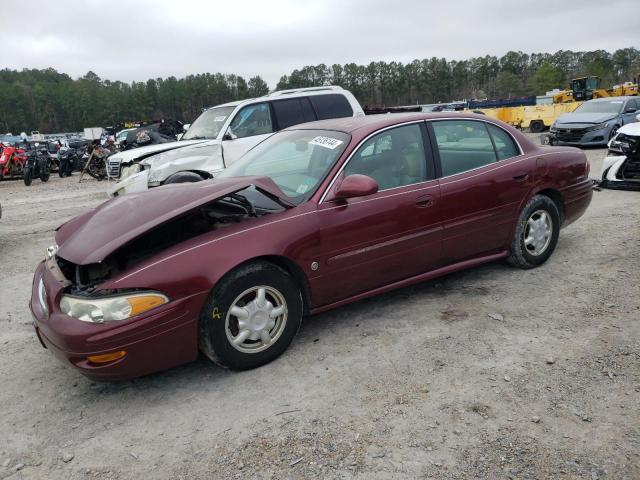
[[87, 350, 127, 364]]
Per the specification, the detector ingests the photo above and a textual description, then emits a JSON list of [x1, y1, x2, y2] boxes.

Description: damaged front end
[[601, 131, 640, 191], [54, 177, 292, 297]]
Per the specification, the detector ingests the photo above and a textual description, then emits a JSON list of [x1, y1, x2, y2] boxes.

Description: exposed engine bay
[[56, 190, 282, 295], [601, 129, 640, 190]]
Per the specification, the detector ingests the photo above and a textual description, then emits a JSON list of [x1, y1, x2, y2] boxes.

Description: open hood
[[56, 176, 293, 265], [108, 139, 208, 165]]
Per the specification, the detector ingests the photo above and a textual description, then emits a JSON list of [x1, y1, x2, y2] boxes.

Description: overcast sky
[[2, 0, 638, 88]]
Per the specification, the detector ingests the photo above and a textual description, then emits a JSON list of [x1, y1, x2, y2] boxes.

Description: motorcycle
[[0, 144, 28, 180], [79, 141, 110, 181], [23, 143, 51, 186], [58, 145, 83, 177]]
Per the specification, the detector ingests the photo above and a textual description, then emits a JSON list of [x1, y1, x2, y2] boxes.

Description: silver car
[[549, 96, 640, 147]]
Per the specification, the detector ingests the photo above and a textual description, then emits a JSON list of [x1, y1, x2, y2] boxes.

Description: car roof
[[285, 112, 497, 135]]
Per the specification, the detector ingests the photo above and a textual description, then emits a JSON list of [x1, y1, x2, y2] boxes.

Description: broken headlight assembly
[[59, 292, 168, 323], [120, 163, 142, 180]]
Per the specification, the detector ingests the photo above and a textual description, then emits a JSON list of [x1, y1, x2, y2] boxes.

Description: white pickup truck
[[107, 86, 364, 196]]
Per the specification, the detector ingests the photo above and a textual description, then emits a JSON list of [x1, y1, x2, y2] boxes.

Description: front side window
[[344, 123, 427, 190], [432, 120, 496, 176], [227, 102, 273, 139], [218, 129, 349, 204], [487, 124, 520, 160], [182, 106, 235, 140]]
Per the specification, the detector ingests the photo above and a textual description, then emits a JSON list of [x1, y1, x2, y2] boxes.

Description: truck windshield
[[573, 101, 623, 114], [182, 106, 235, 140], [218, 129, 350, 204]]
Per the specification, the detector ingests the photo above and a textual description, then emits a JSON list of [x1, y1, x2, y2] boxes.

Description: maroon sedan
[[30, 113, 593, 380]]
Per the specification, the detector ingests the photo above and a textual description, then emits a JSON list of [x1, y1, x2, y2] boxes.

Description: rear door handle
[[415, 194, 435, 208], [513, 173, 529, 181]]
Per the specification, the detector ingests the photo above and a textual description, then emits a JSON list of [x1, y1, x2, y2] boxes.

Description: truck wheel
[[199, 261, 303, 370], [507, 195, 560, 269], [529, 121, 544, 133], [164, 171, 205, 184]]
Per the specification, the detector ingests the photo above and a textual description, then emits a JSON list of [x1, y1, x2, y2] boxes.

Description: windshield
[[574, 100, 623, 114], [182, 106, 235, 140], [218, 129, 350, 204]]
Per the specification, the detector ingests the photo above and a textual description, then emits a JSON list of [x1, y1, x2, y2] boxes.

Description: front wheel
[[23, 166, 33, 186], [507, 195, 560, 269], [199, 261, 303, 370]]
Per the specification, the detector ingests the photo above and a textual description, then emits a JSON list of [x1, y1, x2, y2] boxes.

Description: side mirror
[[223, 130, 237, 141], [333, 174, 378, 200], [625, 107, 637, 114]]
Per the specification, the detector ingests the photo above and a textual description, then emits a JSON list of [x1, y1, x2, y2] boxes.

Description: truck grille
[[107, 158, 121, 179], [556, 128, 585, 143]]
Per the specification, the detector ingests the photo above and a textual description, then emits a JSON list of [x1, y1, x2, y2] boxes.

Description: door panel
[[429, 119, 533, 263], [313, 182, 442, 305], [311, 123, 442, 306]]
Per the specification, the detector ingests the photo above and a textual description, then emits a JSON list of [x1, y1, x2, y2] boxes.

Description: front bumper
[[600, 154, 640, 191], [548, 127, 612, 146], [29, 260, 205, 381], [107, 170, 150, 197]]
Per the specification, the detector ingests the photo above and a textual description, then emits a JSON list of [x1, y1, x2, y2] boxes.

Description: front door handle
[[513, 172, 529, 181], [415, 194, 435, 208]]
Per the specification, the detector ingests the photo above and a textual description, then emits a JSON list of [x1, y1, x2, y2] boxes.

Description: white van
[[108, 86, 364, 196]]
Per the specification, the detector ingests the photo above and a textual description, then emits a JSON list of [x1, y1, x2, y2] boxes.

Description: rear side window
[[272, 98, 316, 130], [309, 94, 353, 120], [432, 120, 496, 176], [486, 124, 520, 160]]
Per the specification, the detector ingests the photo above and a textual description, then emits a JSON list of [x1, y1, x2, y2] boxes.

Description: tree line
[[1, 47, 639, 134]]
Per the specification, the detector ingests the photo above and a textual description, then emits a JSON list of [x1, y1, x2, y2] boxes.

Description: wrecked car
[[107, 86, 364, 196], [600, 113, 640, 190], [30, 113, 592, 381]]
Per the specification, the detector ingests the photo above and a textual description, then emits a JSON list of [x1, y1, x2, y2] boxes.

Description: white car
[[108, 86, 364, 196], [600, 113, 640, 190]]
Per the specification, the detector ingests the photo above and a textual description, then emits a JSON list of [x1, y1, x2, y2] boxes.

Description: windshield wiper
[[229, 193, 257, 217], [184, 135, 209, 140]]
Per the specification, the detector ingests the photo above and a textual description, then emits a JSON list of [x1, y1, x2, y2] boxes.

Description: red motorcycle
[[0, 144, 28, 180]]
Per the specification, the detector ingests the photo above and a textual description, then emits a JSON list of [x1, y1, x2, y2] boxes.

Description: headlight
[[120, 163, 142, 180], [38, 278, 48, 315], [585, 122, 609, 132], [59, 292, 168, 323]]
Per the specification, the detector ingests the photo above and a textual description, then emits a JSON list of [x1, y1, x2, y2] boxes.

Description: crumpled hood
[[109, 139, 207, 164], [56, 176, 292, 265], [555, 112, 617, 125], [142, 141, 224, 183], [615, 121, 640, 137]]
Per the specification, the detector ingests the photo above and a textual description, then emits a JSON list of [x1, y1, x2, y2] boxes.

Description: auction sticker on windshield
[[310, 136, 343, 150]]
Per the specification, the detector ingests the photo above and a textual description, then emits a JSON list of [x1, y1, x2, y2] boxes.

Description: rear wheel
[[529, 120, 544, 133], [507, 194, 560, 269], [199, 261, 303, 370]]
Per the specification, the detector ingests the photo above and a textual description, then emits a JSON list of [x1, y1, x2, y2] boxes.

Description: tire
[[23, 166, 33, 186], [529, 120, 544, 133], [199, 261, 303, 370], [58, 159, 67, 178], [507, 194, 560, 269], [164, 171, 204, 184], [40, 163, 50, 183], [608, 125, 619, 141]]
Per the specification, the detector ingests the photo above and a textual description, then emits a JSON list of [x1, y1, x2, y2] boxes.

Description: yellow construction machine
[[553, 76, 638, 103]]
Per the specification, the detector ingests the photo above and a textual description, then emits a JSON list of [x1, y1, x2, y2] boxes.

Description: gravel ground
[[0, 138, 639, 479]]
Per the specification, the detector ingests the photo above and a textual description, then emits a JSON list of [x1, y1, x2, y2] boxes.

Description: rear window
[[272, 98, 316, 130], [309, 94, 353, 120]]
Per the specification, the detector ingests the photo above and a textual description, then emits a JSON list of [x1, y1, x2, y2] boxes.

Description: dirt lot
[[1, 139, 639, 479]]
